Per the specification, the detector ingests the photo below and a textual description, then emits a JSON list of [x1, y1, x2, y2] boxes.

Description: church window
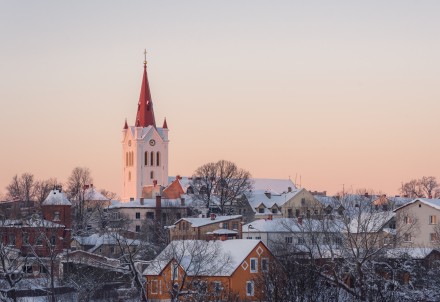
[[126, 152, 128, 166], [156, 152, 160, 166], [150, 171, 154, 179], [128, 171, 131, 181], [144, 152, 148, 166], [150, 152, 154, 166], [130, 151, 134, 166]]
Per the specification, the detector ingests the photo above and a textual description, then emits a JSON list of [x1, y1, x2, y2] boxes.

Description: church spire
[[135, 50, 156, 128]]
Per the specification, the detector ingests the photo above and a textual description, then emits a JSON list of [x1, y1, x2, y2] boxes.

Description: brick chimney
[[210, 213, 216, 220], [153, 180, 158, 187]]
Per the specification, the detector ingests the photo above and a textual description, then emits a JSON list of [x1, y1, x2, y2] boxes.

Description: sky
[[1, 1, 440, 198]]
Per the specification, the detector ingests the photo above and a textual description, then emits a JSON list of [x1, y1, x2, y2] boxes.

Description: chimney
[[364, 192, 369, 197], [288, 187, 292, 192], [153, 180, 158, 187], [298, 216, 303, 225], [210, 213, 216, 220], [140, 198, 144, 205], [180, 198, 185, 206], [155, 195, 162, 221]]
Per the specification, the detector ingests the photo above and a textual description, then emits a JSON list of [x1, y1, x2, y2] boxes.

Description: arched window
[[156, 152, 160, 166], [150, 171, 154, 179], [144, 151, 148, 166], [126, 152, 128, 166], [150, 152, 154, 166], [128, 171, 131, 181], [130, 151, 134, 166]]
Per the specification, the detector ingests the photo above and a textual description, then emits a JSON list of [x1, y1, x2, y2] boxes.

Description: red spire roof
[[135, 61, 156, 128], [163, 117, 168, 129]]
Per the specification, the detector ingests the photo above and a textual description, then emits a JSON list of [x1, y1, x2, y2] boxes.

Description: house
[[243, 217, 343, 254], [394, 198, 440, 247], [108, 195, 189, 235], [169, 214, 243, 241], [247, 188, 323, 220], [71, 232, 140, 258], [144, 239, 273, 301]]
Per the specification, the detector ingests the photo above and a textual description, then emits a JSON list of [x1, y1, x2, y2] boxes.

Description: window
[[404, 233, 412, 242], [150, 171, 154, 179], [136, 225, 141, 232], [285, 237, 293, 244], [259, 208, 264, 213], [36, 235, 43, 246], [53, 211, 60, 221], [404, 216, 412, 224], [144, 151, 148, 166], [429, 215, 437, 225], [250, 258, 258, 273], [146, 212, 154, 219], [232, 222, 238, 230], [213, 281, 222, 293], [430, 233, 437, 242], [23, 233, 29, 245], [23, 265, 33, 274], [194, 280, 207, 294], [151, 280, 159, 294], [246, 281, 254, 296], [255, 236, 261, 240], [8, 234, 16, 246], [334, 237, 342, 246], [156, 152, 160, 166], [261, 258, 269, 272], [135, 212, 141, 219], [297, 237, 305, 245], [223, 222, 229, 229], [150, 152, 154, 167], [295, 209, 300, 217], [128, 171, 131, 181], [246, 237, 253, 239], [50, 236, 56, 246], [40, 265, 48, 274], [301, 198, 306, 205], [126, 152, 129, 166], [272, 208, 277, 214], [110, 246, 115, 254], [172, 263, 179, 280], [288, 209, 293, 218]]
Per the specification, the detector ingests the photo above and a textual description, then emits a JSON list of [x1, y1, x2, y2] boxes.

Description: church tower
[[122, 54, 169, 202]]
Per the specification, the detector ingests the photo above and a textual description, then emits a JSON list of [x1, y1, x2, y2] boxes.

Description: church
[[121, 55, 169, 202]]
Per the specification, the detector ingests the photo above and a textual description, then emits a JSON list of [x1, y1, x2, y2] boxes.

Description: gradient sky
[[1, 1, 440, 198]]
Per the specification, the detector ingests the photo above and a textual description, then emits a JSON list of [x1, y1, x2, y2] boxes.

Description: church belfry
[[122, 53, 169, 202]]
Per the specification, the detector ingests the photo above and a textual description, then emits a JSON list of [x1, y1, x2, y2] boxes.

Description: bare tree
[[6, 173, 36, 205], [265, 193, 419, 301], [66, 167, 93, 235], [190, 160, 253, 214], [400, 176, 440, 198], [99, 189, 119, 200]]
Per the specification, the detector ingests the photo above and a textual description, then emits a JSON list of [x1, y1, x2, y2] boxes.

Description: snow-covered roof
[[1, 218, 65, 228], [247, 189, 303, 214], [175, 215, 242, 228], [144, 239, 262, 276], [385, 248, 438, 259], [43, 189, 71, 206], [73, 233, 140, 252], [84, 187, 109, 201], [252, 178, 297, 194], [348, 211, 395, 233], [211, 229, 238, 235], [394, 198, 440, 212], [243, 218, 342, 233]]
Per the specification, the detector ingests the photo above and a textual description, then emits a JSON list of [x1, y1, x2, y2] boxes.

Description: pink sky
[[1, 1, 440, 198]]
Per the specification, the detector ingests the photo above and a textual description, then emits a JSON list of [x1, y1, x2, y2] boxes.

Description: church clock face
[[149, 139, 156, 146]]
